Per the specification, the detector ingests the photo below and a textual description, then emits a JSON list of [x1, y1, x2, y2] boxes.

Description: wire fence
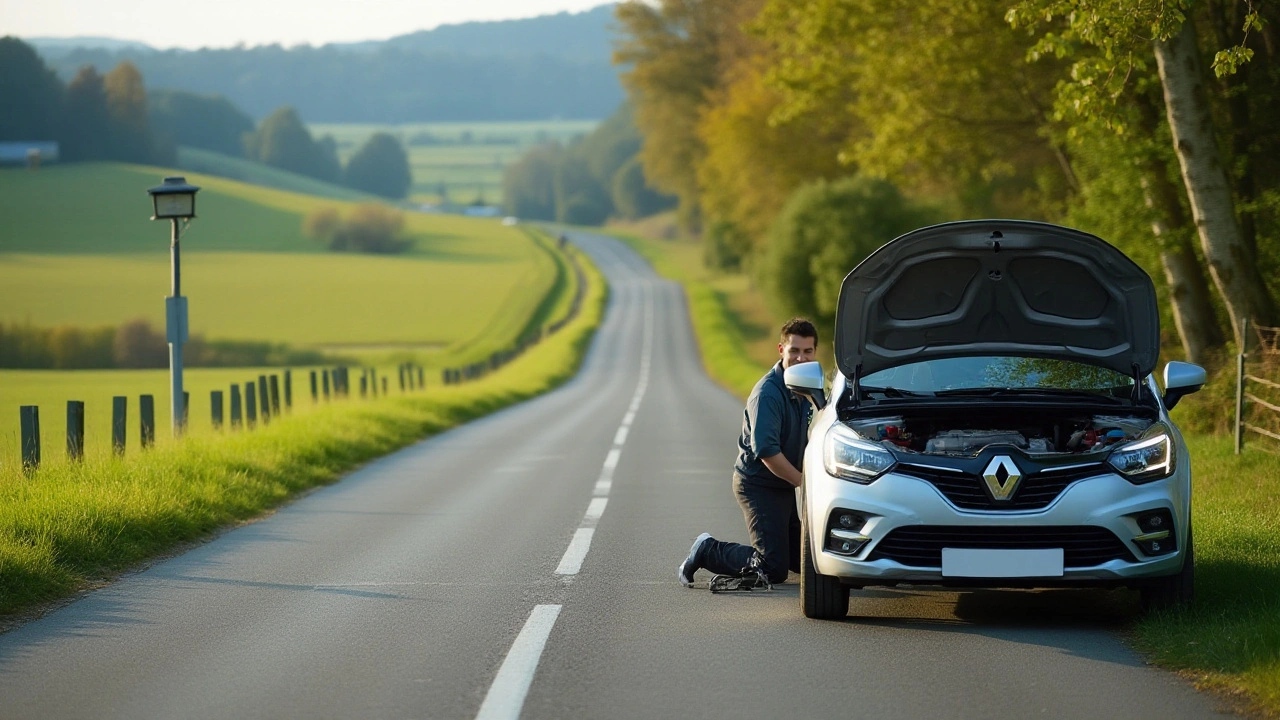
[[1235, 320, 1280, 455]]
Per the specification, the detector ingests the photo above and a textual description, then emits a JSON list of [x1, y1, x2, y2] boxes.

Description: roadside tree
[[345, 132, 413, 199]]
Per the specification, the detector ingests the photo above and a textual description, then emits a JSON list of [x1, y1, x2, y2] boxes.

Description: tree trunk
[[1153, 19, 1277, 347], [1133, 93, 1225, 364]]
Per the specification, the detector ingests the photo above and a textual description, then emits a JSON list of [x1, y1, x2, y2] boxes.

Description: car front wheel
[[800, 512, 850, 620], [1140, 528, 1194, 612]]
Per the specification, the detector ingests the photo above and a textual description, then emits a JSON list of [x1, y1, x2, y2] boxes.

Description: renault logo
[[983, 456, 1023, 501]]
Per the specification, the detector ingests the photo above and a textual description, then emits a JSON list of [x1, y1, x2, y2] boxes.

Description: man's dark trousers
[[699, 474, 801, 583]]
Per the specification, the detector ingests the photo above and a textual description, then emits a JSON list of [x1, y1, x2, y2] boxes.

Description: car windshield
[[860, 356, 1134, 396]]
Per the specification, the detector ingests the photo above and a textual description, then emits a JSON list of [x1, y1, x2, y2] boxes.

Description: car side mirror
[[1162, 361, 1206, 411], [784, 362, 826, 411]]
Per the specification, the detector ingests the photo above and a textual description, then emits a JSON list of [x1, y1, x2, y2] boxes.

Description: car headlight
[[824, 423, 896, 483], [1107, 424, 1176, 483]]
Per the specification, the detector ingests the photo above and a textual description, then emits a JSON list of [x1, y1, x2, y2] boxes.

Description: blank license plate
[[941, 548, 1064, 578]]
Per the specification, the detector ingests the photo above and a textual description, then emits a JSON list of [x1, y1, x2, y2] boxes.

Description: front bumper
[[805, 464, 1190, 588]]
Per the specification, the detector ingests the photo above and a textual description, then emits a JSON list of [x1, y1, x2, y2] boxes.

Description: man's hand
[[760, 453, 803, 488]]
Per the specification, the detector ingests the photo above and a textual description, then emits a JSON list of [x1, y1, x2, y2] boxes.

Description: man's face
[[778, 334, 817, 369]]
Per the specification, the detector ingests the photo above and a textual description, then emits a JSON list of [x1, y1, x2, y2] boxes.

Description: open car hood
[[835, 220, 1160, 380]]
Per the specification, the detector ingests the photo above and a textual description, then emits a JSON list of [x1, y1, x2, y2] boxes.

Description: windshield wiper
[[860, 385, 934, 398]]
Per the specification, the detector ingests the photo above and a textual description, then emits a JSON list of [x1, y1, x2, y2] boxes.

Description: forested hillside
[[30, 5, 621, 122]]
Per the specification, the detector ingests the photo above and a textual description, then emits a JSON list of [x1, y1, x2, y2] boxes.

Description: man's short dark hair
[[780, 317, 818, 344]]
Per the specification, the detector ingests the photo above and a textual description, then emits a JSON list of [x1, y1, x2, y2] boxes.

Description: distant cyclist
[[677, 318, 817, 587]]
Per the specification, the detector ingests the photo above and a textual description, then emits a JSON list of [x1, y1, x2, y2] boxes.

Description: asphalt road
[[0, 231, 1232, 719]]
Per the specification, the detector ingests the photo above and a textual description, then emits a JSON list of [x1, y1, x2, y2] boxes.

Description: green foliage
[[503, 144, 562, 220], [343, 132, 412, 199], [762, 176, 935, 326], [149, 90, 255, 157], [501, 104, 672, 225], [702, 220, 748, 272], [245, 107, 341, 183], [62, 66, 110, 161], [302, 203, 412, 254], [0, 37, 63, 142], [612, 156, 676, 221]]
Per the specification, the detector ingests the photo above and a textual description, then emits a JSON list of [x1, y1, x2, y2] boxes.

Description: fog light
[[1132, 509, 1177, 556], [838, 513, 862, 528], [826, 528, 869, 557]]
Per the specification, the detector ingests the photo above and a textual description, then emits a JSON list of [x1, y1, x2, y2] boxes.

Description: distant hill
[[30, 4, 622, 123], [25, 36, 156, 58]]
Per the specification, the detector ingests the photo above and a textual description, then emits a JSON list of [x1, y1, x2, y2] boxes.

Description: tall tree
[[62, 66, 110, 161], [245, 107, 340, 182], [344, 132, 413, 199], [614, 0, 744, 231], [1008, 0, 1277, 345], [0, 37, 63, 142], [104, 61, 153, 162], [149, 90, 255, 157]]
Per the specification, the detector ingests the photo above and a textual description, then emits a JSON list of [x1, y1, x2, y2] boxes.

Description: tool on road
[[708, 554, 773, 593]]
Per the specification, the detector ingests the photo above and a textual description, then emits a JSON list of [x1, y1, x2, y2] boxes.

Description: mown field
[[0, 163, 556, 357], [0, 243, 607, 616], [313, 120, 598, 205], [609, 228, 1280, 718]]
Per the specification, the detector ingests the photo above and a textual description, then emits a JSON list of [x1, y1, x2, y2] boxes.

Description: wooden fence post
[[183, 391, 189, 429], [284, 369, 293, 411], [322, 370, 331, 400], [310, 370, 318, 403], [230, 384, 242, 429], [211, 391, 224, 430], [382, 377, 388, 395], [417, 366, 424, 389], [139, 395, 155, 448], [20, 405, 40, 473], [269, 375, 281, 416], [370, 368, 378, 397], [112, 396, 126, 455], [245, 381, 258, 428], [67, 400, 85, 461], [360, 375, 368, 397], [258, 376, 271, 424], [1236, 318, 1248, 455], [399, 365, 406, 392]]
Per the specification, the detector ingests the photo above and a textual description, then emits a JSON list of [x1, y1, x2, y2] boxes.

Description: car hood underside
[[834, 220, 1160, 379]]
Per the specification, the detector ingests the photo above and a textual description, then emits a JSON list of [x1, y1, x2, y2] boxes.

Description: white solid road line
[[554, 528, 595, 575], [474, 604, 563, 720]]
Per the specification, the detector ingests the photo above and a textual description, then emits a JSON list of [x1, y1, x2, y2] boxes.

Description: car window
[[862, 356, 1134, 393]]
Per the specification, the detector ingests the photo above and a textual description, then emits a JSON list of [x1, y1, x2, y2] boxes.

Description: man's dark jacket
[[734, 362, 809, 489]]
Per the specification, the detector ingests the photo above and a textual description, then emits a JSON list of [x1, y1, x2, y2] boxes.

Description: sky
[[5, 0, 613, 50]]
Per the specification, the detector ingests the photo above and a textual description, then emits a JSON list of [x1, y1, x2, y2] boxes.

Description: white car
[[785, 220, 1206, 620]]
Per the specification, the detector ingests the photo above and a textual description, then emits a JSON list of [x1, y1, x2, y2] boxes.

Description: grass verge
[[0, 246, 607, 619], [609, 227, 1280, 717]]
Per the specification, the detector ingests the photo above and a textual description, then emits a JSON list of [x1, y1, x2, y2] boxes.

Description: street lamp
[[147, 176, 200, 436]]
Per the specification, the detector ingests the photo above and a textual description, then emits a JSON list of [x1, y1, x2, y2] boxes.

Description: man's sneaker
[[677, 533, 714, 587]]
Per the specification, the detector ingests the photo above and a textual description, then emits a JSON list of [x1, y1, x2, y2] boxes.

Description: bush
[[112, 319, 168, 368], [761, 176, 937, 327], [302, 204, 412, 254]]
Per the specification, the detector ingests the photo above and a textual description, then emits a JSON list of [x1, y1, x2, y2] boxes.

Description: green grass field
[[312, 120, 598, 205], [0, 163, 557, 359], [608, 227, 1280, 717], [0, 246, 607, 616], [0, 232, 586, 461]]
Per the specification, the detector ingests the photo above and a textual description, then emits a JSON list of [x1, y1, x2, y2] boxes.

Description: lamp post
[[147, 176, 200, 436]]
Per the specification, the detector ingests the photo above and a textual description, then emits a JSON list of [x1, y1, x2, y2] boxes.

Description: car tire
[[1140, 527, 1194, 612], [800, 512, 849, 620]]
